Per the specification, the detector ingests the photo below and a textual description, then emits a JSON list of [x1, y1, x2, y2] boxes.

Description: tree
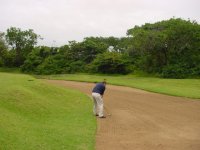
[[127, 18, 200, 78], [127, 22, 168, 73], [82, 37, 108, 63], [68, 38, 107, 63], [0, 32, 8, 66], [5, 27, 39, 66]]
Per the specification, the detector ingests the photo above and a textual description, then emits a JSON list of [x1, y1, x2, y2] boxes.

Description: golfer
[[92, 80, 106, 118]]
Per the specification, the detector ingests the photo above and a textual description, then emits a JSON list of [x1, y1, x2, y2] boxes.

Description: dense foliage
[[90, 52, 132, 74], [127, 18, 200, 78], [5, 27, 38, 66], [0, 18, 200, 78]]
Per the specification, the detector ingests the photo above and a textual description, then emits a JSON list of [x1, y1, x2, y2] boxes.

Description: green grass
[[0, 72, 96, 150], [37, 73, 200, 99]]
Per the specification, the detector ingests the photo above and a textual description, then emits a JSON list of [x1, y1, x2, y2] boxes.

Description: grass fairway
[[37, 74, 200, 99], [0, 73, 96, 150]]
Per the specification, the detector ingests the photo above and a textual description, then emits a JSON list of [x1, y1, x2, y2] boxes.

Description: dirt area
[[45, 80, 200, 150]]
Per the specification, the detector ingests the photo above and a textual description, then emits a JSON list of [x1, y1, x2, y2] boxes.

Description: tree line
[[0, 18, 200, 78]]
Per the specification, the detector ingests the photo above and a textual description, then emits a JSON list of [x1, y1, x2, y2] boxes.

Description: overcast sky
[[0, 0, 199, 46]]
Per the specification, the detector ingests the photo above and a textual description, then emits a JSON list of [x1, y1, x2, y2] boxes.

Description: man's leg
[[92, 94, 98, 116], [95, 94, 104, 117], [93, 98, 98, 115]]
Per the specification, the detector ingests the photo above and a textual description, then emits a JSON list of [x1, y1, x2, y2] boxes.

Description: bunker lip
[[46, 79, 200, 150]]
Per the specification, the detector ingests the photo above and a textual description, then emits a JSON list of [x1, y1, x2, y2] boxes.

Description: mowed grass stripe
[[38, 74, 200, 99], [0, 73, 96, 150]]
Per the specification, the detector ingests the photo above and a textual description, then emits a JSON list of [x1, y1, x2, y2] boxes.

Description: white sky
[[0, 0, 199, 46]]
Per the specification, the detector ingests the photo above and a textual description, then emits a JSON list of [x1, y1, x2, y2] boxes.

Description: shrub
[[90, 52, 132, 74], [69, 61, 86, 73], [36, 55, 65, 75], [162, 64, 190, 78], [21, 53, 43, 73], [0, 57, 3, 66]]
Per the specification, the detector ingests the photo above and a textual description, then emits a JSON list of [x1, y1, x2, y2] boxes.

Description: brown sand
[[45, 80, 200, 150]]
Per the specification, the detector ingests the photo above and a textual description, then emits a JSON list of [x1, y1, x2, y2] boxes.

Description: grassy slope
[[37, 74, 200, 99], [0, 72, 96, 150]]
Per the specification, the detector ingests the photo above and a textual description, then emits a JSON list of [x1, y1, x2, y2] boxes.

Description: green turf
[[0, 72, 96, 150], [37, 74, 200, 99]]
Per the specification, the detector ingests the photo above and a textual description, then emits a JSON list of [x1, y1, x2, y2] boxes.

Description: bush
[[0, 57, 3, 67], [35, 55, 65, 75], [21, 53, 43, 73], [34, 55, 86, 74], [190, 65, 200, 76], [162, 64, 190, 78], [90, 52, 132, 74], [69, 61, 86, 73], [3, 51, 15, 67]]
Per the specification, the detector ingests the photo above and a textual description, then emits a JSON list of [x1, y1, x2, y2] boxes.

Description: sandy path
[[45, 80, 200, 150]]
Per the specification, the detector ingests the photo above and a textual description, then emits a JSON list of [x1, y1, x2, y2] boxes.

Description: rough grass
[[37, 74, 200, 99], [0, 72, 96, 150]]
